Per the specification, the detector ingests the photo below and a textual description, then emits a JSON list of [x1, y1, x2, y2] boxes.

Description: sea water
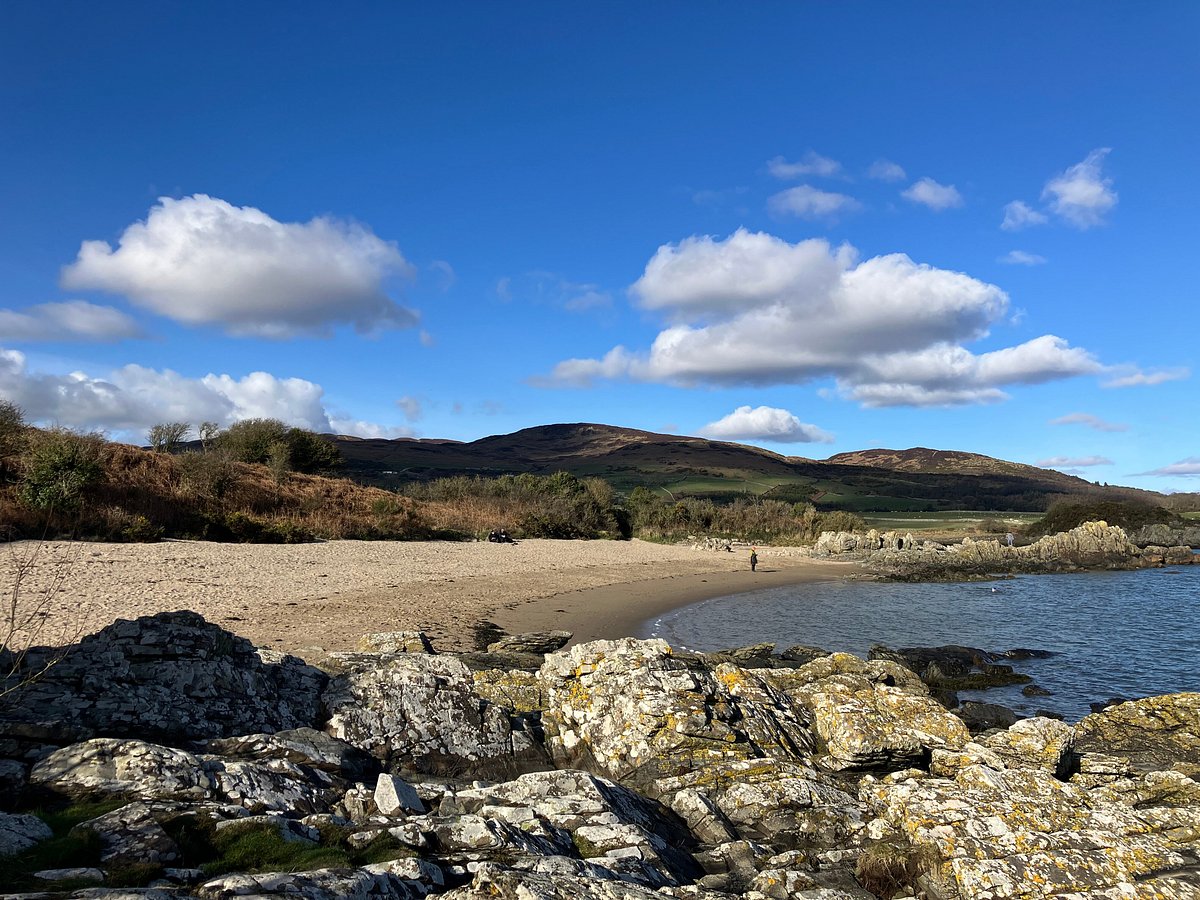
[[642, 563, 1200, 721]]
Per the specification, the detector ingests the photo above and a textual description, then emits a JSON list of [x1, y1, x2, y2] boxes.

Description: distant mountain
[[329, 423, 1160, 514]]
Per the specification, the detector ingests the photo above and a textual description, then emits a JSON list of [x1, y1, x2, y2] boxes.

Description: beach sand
[[4, 538, 856, 659]]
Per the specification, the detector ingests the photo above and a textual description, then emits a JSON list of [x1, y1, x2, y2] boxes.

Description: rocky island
[[2, 611, 1198, 899]]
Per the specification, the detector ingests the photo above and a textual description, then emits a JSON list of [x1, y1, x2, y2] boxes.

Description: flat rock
[[487, 631, 572, 655], [1074, 692, 1200, 773]]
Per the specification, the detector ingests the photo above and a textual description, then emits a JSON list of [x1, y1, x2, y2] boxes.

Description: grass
[[861, 510, 1043, 533], [0, 800, 125, 891]]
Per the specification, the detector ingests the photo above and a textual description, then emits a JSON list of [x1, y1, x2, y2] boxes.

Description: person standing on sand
[[750, 548, 758, 572]]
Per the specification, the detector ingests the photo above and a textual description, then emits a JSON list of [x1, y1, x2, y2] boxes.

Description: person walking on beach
[[749, 548, 758, 572]]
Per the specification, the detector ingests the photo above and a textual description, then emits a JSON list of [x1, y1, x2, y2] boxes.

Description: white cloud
[[0, 300, 143, 342], [767, 152, 841, 179], [767, 185, 861, 220], [1102, 367, 1189, 388], [61, 194, 417, 338], [1140, 457, 1200, 478], [1042, 148, 1117, 228], [901, 177, 964, 211], [429, 260, 457, 292], [999, 250, 1047, 266], [699, 405, 833, 444], [327, 417, 414, 439], [396, 395, 423, 421], [867, 159, 906, 182], [547, 229, 1109, 407], [1000, 200, 1048, 231], [1036, 455, 1113, 468], [0, 347, 404, 439], [1049, 412, 1128, 432]]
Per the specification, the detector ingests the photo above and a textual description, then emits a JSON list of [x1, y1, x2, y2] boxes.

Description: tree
[[198, 421, 220, 451], [19, 428, 104, 511], [218, 419, 340, 474], [0, 400, 26, 477], [148, 421, 191, 453]]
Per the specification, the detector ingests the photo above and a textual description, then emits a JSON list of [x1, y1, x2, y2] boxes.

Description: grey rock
[[0, 810, 52, 856], [1074, 692, 1200, 773], [203, 727, 376, 781], [487, 631, 572, 655], [71, 801, 180, 867], [358, 631, 436, 654], [213, 814, 319, 843], [373, 773, 424, 815], [0, 611, 326, 746], [197, 857, 440, 899], [29, 739, 214, 802], [32, 867, 105, 883]]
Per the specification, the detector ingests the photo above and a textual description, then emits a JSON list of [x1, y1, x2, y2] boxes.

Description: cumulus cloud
[[60, 194, 417, 338], [1037, 455, 1113, 468], [867, 159, 906, 182], [1049, 412, 1128, 432], [767, 185, 861, 220], [1001, 200, 1048, 231], [699, 405, 833, 444], [1139, 458, 1200, 478], [1102, 367, 1189, 388], [902, 177, 964, 211], [767, 152, 841, 179], [546, 229, 1110, 407], [0, 300, 143, 342], [999, 250, 1047, 266], [1042, 148, 1117, 228], [0, 347, 405, 439]]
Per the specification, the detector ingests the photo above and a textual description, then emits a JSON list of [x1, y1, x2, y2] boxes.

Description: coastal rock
[[357, 631, 436, 654], [71, 801, 182, 867], [197, 857, 442, 899], [202, 727, 376, 782], [0, 810, 52, 856], [323, 652, 548, 778], [487, 631, 572, 655], [978, 716, 1075, 775], [1130, 523, 1200, 549], [373, 773, 425, 815], [1074, 692, 1200, 773], [0, 611, 326, 746], [538, 639, 813, 789], [29, 738, 215, 802]]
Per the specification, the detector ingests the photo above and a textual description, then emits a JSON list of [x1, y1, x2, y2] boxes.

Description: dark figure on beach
[[750, 549, 758, 572]]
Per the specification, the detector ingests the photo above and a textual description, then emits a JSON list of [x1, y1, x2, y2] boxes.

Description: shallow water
[[641, 563, 1200, 721]]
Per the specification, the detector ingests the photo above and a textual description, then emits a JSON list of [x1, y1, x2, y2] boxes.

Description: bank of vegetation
[[1, 404, 873, 545], [1022, 498, 1187, 540]]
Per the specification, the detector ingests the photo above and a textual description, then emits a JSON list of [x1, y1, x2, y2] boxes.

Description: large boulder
[[537, 639, 813, 790], [0, 611, 326, 746], [323, 653, 548, 778], [1074, 692, 1200, 773], [0, 810, 52, 856], [29, 738, 214, 802]]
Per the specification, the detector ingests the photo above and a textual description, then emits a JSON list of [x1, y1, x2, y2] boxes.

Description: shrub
[[1024, 498, 1181, 539], [218, 419, 340, 474], [19, 429, 105, 511], [177, 449, 237, 500], [0, 400, 26, 473]]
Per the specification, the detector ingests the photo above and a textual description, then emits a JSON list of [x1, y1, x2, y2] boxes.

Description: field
[[859, 510, 1044, 534]]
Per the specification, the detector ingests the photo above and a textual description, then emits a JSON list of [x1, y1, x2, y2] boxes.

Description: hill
[[331, 423, 1160, 513]]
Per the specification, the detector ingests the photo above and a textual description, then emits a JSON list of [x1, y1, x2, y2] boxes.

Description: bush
[[0, 400, 26, 473], [218, 419, 340, 474], [19, 429, 105, 511], [1024, 498, 1181, 539], [177, 450, 237, 500]]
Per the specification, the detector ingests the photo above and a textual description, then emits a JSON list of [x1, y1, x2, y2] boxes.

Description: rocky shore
[[813, 521, 1197, 581], [2, 612, 1199, 899]]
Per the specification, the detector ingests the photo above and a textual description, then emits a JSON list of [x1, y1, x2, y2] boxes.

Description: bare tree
[[148, 422, 191, 453], [198, 421, 221, 452], [0, 540, 82, 699]]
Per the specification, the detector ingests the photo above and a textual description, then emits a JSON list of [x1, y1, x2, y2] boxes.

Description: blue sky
[[1, 2, 1196, 491]]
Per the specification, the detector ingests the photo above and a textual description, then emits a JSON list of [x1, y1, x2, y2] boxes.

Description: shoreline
[[490, 557, 858, 647], [3, 538, 855, 659]]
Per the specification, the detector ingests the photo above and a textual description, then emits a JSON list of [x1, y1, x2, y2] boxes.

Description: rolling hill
[[329, 423, 1159, 513]]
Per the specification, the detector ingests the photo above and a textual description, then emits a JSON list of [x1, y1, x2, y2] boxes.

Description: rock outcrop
[[815, 521, 1197, 580], [3, 612, 1200, 900]]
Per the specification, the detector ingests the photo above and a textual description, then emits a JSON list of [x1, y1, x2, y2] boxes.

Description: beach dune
[[5, 538, 853, 659]]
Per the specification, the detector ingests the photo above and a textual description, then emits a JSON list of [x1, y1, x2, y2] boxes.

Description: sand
[[3, 538, 856, 659]]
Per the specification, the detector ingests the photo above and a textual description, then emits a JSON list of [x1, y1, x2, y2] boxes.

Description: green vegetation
[[1023, 498, 1183, 539], [855, 840, 937, 899], [0, 800, 124, 891], [216, 418, 341, 475], [625, 488, 865, 543], [18, 428, 105, 511]]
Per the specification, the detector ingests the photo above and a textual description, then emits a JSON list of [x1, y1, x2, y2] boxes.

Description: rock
[[538, 639, 813, 790], [978, 716, 1075, 775], [487, 631, 572, 655], [441, 863, 680, 900], [0, 757, 27, 808], [71, 801, 181, 867], [203, 727, 376, 782], [707, 643, 777, 666], [205, 755, 345, 814], [33, 867, 105, 883], [373, 773, 425, 815], [358, 631, 436, 654], [1074, 692, 1200, 773], [29, 739, 214, 802], [323, 652, 548, 778], [197, 857, 442, 899], [1129, 523, 1200, 549], [0, 611, 327, 746], [213, 814, 319, 843], [779, 644, 829, 665], [0, 810, 52, 856], [955, 700, 1020, 733]]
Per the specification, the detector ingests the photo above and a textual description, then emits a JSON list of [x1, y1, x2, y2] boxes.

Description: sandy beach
[[4, 538, 854, 659]]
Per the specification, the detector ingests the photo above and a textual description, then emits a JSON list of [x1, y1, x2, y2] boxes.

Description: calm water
[[641, 564, 1200, 721]]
